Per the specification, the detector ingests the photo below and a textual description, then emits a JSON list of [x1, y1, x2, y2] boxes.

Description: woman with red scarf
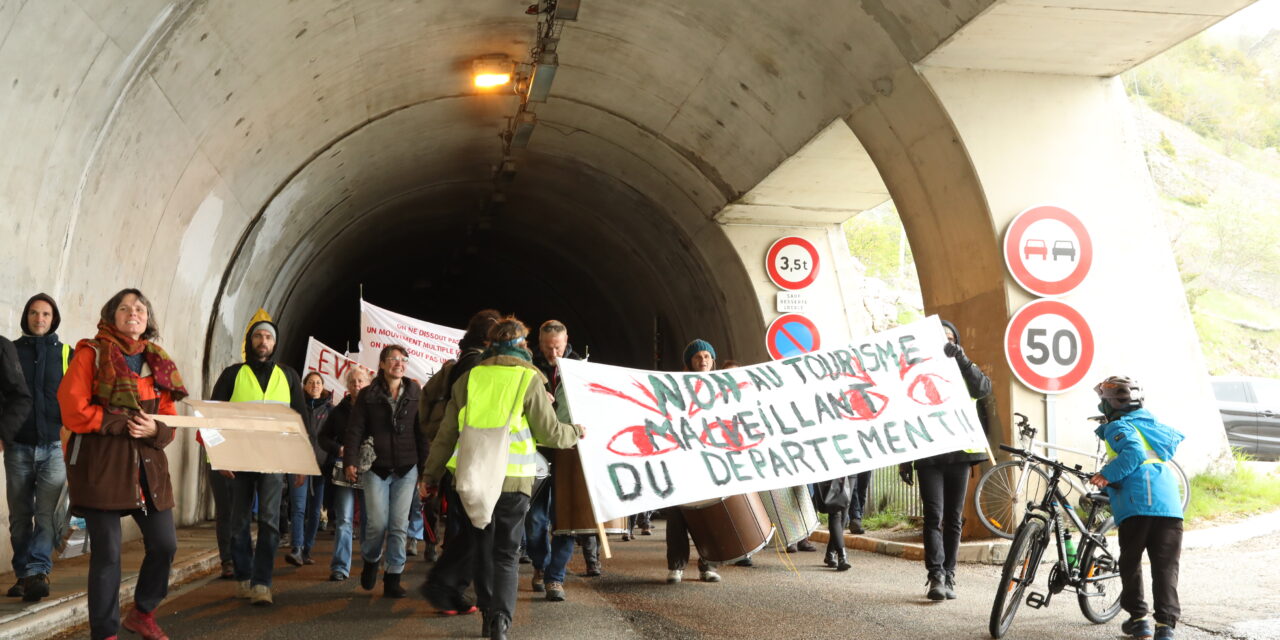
[[57, 289, 187, 640]]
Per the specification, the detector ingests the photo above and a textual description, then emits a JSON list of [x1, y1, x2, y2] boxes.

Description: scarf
[[482, 344, 532, 362], [78, 320, 188, 411]]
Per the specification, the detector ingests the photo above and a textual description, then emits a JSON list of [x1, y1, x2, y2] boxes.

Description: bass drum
[[552, 448, 627, 535], [680, 492, 774, 564], [759, 485, 819, 547]]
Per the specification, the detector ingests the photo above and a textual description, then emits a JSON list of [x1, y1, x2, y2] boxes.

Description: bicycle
[[975, 412, 1189, 540], [989, 443, 1123, 638]]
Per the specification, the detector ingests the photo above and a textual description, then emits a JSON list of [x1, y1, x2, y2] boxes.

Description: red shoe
[[440, 605, 478, 616], [122, 607, 169, 640]]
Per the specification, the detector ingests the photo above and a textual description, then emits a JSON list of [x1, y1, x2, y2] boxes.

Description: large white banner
[[558, 316, 990, 522], [359, 299, 464, 385], [303, 337, 369, 405]]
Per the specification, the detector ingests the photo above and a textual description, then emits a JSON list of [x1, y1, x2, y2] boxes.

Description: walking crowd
[[0, 291, 1185, 640]]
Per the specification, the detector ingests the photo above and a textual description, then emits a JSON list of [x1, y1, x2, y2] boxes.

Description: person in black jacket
[[284, 372, 333, 567], [317, 365, 372, 581], [344, 344, 424, 598], [5, 294, 70, 602], [899, 319, 993, 602]]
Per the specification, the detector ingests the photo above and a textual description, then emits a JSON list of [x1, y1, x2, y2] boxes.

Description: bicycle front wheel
[[1077, 517, 1122, 624], [976, 461, 1052, 540], [990, 518, 1048, 639]]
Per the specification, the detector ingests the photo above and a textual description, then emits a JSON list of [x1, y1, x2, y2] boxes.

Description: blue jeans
[[330, 484, 356, 577], [360, 466, 416, 575], [289, 476, 325, 552], [525, 477, 575, 583], [230, 472, 284, 587], [4, 442, 66, 576], [408, 490, 424, 542]]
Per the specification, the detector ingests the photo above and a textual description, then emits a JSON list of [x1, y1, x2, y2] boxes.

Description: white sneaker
[[666, 569, 683, 583], [235, 580, 252, 599], [700, 569, 721, 583]]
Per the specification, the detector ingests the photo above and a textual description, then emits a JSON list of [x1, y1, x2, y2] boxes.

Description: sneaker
[[423, 545, 439, 563], [943, 572, 957, 599], [122, 607, 169, 640], [545, 581, 565, 602], [1122, 617, 1154, 639], [1154, 624, 1175, 639], [235, 580, 252, 599], [531, 569, 545, 592], [849, 518, 866, 535], [250, 584, 273, 606], [640, 527, 653, 536], [581, 564, 602, 578], [302, 551, 315, 565], [6, 578, 23, 598], [796, 539, 817, 552], [734, 556, 754, 567], [785, 544, 798, 554], [700, 569, 721, 583], [666, 569, 683, 584], [407, 539, 419, 557], [285, 547, 304, 567], [329, 571, 347, 582], [21, 573, 50, 602], [621, 532, 633, 542], [926, 574, 946, 601]]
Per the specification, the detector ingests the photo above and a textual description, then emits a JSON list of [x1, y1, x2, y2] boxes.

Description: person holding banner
[[343, 344, 423, 598], [898, 319, 992, 602], [285, 372, 332, 567], [57, 288, 186, 640], [422, 316, 584, 640], [662, 339, 723, 585], [317, 365, 372, 582]]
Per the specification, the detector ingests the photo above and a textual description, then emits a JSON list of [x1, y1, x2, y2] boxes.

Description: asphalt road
[[58, 522, 1280, 640]]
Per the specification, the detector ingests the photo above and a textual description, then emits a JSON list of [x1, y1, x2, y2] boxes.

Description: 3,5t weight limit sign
[[1004, 299, 1095, 394]]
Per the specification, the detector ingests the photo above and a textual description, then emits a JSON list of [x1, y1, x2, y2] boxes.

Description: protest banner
[[558, 316, 990, 522], [303, 337, 368, 405], [358, 299, 464, 385]]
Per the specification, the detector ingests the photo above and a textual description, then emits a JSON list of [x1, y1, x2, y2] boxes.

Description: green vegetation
[[842, 204, 913, 284], [862, 509, 915, 531], [1183, 451, 1280, 524]]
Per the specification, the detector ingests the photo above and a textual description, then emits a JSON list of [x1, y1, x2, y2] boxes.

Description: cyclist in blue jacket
[[1088, 376, 1184, 640]]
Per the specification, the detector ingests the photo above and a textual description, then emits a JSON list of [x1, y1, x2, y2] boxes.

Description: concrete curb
[[3, 548, 220, 640], [808, 530, 1010, 565]]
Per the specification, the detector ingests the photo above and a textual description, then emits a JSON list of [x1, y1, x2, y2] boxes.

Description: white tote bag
[[454, 369, 531, 529]]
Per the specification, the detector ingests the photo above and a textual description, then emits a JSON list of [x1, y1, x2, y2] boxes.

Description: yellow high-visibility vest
[[446, 366, 537, 478], [1103, 425, 1162, 465], [229, 365, 291, 404]]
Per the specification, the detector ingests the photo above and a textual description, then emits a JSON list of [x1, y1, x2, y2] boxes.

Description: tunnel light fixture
[[525, 52, 559, 103], [509, 112, 537, 148], [473, 56, 514, 90], [555, 0, 581, 20]]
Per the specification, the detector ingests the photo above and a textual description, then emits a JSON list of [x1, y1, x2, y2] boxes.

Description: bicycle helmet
[[1093, 375, 1144, 412]]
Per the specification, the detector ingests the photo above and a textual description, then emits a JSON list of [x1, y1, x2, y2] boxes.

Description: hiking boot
[[490, 614, 510, 640], [219, 562, 235, 579], [824, 551, 837, 568], [6, 579, 23, 598], [836, 553, 852, 572], [22, 573, 49, 602], [944, 571, 957, 599], [360, 561, 378, 591], [250, 584, 273, 606], [926, 573, 946, 601], [734, 556, 753, 567], [1122, 616, 1154, 639], [581, 563, 602, 577], [1154, 624, 1175, 639], [122, 606, 169, 640], [531, 568, 545, 592], [407, 539, 419, 557], [383, 572, 406, 598], [700, 569, 721, 583], [285, 547, 304, 567], [329, 571, 347, 582], [666, 569, 683, 584], [545, 581, 565, 602], [235, 580, 252, 599], [796, 539, 817, 552], [849, 518, 866, 535]]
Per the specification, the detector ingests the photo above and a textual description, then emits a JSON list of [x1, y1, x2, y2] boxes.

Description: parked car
[[1210, 376, 1280, 461]]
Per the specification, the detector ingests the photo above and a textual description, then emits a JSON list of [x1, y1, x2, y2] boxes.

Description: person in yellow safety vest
[[208, 319, 306, 607], [421, 316, 584, 640]]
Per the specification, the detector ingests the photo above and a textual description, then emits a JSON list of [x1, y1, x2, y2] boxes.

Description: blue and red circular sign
[[766, 237, 820, 291], [766, 314, 821, 360], [1004, 299, 1095, 394], [1003, 205, 1093, 297]]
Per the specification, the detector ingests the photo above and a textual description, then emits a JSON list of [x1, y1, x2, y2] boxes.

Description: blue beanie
[[683, 339, 716, 368]]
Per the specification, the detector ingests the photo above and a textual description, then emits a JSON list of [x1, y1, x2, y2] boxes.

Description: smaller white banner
[[304, 337, 369, 405], [359, 299, 464, 386]]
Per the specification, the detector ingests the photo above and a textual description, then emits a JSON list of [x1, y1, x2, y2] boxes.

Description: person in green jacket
[[421, 316, 583, 640]]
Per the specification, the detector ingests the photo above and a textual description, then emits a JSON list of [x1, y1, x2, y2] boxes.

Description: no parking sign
[[765, 314, 821, 360], [1004, 299, 1095, 394]]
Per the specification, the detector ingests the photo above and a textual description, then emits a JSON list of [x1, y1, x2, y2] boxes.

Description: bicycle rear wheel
[[1077, 518, 1122, 624], [989, 518, 1047, 639], [1168, 460, 1190, 512], [976, 461, 1052, 540]]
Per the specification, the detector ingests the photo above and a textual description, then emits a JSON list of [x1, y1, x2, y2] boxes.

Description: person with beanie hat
[[662, 339, 722, 585], [5, 293, 68, 602]]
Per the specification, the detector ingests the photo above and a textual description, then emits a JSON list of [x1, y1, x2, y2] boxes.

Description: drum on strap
[[680, 492, 774, 564], [759, 485, 819, 547], [552, 448, 627, 536]]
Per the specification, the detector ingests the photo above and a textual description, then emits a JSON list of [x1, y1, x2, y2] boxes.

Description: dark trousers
[[426, 483, 475, 609], [662, 507, 714, 572], [230, 472, 284, 586], [629, 510, 652, 533], [473, 492, 530, 625], [825, 508, 846, 556], [846, 470, 872, 521], [1118, 516, 1182, 627], [917, 461, 970, 577], [207, 464, 236, 566], [81, 508, 177, 640]]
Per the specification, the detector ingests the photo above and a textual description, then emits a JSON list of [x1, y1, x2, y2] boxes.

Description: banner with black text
[[359, 299, 464, 386]]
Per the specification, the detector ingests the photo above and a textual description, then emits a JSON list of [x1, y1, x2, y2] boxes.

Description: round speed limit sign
[[1004, 299, 1095, 394], [765, 236, 820, 290]]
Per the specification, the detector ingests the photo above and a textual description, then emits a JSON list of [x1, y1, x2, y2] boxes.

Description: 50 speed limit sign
[[1004, 299, 1095, 394]]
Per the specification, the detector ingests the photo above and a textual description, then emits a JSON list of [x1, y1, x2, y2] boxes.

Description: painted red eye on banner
[[697, 420, 762, 452], [907, 374, 950, 406], [841, 388, 889, 421], [606, 425, 680, 457]]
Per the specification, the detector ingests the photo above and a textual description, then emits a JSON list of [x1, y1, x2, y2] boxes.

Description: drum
[[759, 485, 819, 547], [680, 492, 774, 563], [552, 448, 627, 535]]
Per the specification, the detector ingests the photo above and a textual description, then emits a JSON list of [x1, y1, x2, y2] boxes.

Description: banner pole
[[596, 521, 612, 560]]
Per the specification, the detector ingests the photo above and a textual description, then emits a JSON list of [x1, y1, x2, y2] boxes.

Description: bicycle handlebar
[[998, 444, 1096, 481]]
